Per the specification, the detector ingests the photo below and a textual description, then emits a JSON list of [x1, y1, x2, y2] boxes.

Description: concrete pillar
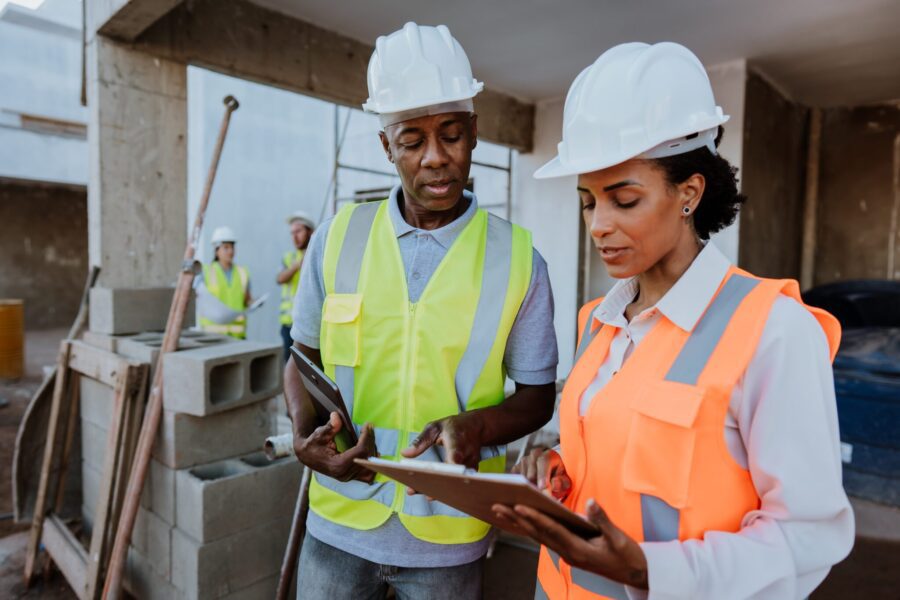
[[86, 33, 186, 288]]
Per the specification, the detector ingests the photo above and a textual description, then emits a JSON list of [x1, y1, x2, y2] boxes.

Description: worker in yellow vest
[[283, 22, 559, 600], [198, 226, 252, 339], [276, 211, 315, 360], [492, 42, 854, 599]]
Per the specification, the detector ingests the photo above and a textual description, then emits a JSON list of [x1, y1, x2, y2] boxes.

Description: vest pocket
[[321, 293, 363, 367], [621, 380, 704, 509]]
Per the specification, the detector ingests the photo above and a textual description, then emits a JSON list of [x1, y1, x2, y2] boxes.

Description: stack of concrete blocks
[[81, 287, 299, 599]]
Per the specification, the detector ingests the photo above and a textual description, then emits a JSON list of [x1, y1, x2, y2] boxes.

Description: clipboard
[[355, 458, 600, 538], [290, 347, 358, 451]]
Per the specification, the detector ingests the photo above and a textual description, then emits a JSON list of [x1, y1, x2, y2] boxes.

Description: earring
[[682, 206, 692, 216]]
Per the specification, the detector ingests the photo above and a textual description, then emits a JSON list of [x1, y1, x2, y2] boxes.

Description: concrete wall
[[0, 179, 88, 329], [0, 0, 87, 186], [815, 102, 900, 284], [738, 71, 810, 279]]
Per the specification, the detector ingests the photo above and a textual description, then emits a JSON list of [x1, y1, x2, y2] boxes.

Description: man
[[276, 211, 315, 360], [284, 22, 559, 599]]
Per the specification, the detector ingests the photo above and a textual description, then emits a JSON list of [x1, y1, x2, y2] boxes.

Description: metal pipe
[[264, 433, 295, 460]]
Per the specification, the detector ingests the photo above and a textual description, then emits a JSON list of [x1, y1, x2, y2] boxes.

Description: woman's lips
[[599, 246, 628, 262]]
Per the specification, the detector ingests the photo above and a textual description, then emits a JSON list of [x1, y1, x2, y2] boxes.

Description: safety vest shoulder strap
[[323, 201, 383, 295], [574, 297, 604, 362]]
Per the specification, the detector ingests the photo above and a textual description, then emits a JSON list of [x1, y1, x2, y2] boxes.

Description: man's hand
[[294, 412, 378, 483], [401, 411, 485, 469], [513, 447, 571, 500], [492, 499, 648, 589]]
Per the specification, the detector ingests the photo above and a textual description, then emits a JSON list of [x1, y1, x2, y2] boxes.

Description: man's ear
[[379, 130, 393, 163], [469, 114, 478, 150]]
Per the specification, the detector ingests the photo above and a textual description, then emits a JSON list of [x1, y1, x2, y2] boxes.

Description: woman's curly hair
[[652, 127, 747, 240]]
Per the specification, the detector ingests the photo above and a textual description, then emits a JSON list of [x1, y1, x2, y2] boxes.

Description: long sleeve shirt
[[580, 243, 854, 600]]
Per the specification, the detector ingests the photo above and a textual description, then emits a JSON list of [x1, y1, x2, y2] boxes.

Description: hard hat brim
[[363, 89, 481, 118]]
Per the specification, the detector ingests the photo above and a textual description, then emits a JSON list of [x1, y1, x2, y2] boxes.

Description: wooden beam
[[130, 0, 534, 151], [90, 0, 183, 42], [42, 516, 89, 600], [68, 341, 126, 388]]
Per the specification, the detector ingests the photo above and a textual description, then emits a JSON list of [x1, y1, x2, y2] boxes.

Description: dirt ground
[[0, 329, 897, 599]]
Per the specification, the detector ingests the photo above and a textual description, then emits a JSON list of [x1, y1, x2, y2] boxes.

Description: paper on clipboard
[[356, 458, 600, 538]]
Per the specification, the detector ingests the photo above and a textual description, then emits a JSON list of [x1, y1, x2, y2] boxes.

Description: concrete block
[[82, 461, 101, 534], [81, 330, 121, 352], [150, 459, 176, 525], [117, 330, 234, 375], [81, 419, 109, 471], [125, 547, 183, 600], [131, 507, 173, 580], [171, 515, 291, 599], [89, 287, 194, 335], [80, 376, 114, 430], [153, 401, 273, 469], [163, 341, 282, 416], [175, 452, 300, 543]]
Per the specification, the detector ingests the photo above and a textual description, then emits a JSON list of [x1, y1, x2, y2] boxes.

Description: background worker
[[198, 226, 252, 339], [493, 42, 854, 599], [284, 22, 559, 600], [277, 211, 315, 360]]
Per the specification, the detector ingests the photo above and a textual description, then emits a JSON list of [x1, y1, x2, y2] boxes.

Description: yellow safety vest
[[280, 249, 305, 326], [308, 199, 533, 545], [200, 262, 249, 339]]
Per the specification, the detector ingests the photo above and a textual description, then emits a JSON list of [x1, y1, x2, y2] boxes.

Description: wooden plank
[[42, 515, 89, 600], [133, 0, 535, 151], [24, 341, 72, 584], [53, 373, 82, 513], [68, 341, 126, 387], [84, 367, 131, 599]]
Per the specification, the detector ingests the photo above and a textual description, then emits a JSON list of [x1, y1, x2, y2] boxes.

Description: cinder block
[[82, 461, 101, 534], [171, 515, 291, 599], [162, 341, 282, 416], [117, 331, 234, 376], [131, 507, 173, 580], [125, 547, 183, 600], [150, 459, 176, 525], [80, 377, 114, 430], [89, 287, 195, 335], [175, 452, 300, 543], [81, 330, 121, 352], [153, 401, 273, 469], [81, 419, 109, 471]]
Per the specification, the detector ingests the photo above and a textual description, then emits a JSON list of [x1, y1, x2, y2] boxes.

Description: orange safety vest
[[535, 266, 841, 600]]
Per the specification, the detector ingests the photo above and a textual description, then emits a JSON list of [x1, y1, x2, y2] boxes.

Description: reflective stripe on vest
[[200, 263, 249, 339], [537, 269, 841, 599], [309, 199, 532, 545], [280, 249, 304, 326]]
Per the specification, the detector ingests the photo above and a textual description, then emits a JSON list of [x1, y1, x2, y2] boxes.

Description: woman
[[493, 42, 853, 599], [199, 225, 252, 339]]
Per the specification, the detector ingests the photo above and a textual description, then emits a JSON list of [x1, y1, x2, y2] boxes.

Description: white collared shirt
[[581, 243, 854, 600]]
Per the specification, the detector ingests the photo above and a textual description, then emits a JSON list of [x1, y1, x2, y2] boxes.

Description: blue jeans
[[296, 533, 484, 600], [281, 324, 293, 362]]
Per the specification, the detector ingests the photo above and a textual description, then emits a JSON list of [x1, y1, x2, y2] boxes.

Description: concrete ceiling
[[252, 0, 900, 108]]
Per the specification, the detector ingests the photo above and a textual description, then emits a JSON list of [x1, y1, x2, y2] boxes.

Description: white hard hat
[[362, 22, 484, 126], [286, 211, 315, 229], [210, 226, 236, 247], [534, 42, 729, 179]]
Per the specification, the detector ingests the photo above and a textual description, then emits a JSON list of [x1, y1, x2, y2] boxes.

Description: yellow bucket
[[0, 299, 24, 379]]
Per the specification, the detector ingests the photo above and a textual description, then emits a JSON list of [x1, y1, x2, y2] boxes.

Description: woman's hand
[[513, 447, 572, 500], [492, 499, 649, 590]]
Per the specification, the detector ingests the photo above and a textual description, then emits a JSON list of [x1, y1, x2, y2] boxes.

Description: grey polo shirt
[[290, 185, 558, 568]]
